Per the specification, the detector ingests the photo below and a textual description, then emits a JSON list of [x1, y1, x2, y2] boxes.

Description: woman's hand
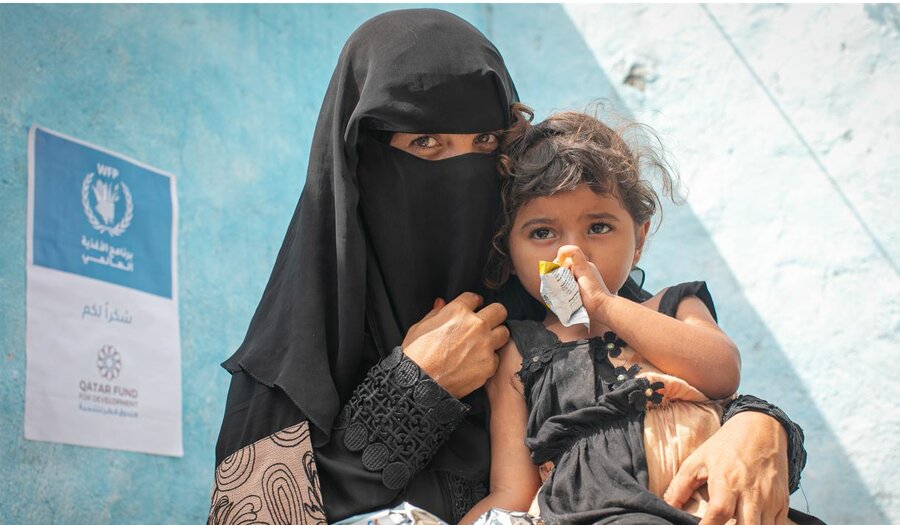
[[664, 411, 791, 525], [402, 293, 509, 399]]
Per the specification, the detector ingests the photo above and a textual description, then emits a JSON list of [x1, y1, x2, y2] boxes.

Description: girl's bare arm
[[603, 292, 740, 399], [561, 246, 740, 400], [458, 340, 541, 525]]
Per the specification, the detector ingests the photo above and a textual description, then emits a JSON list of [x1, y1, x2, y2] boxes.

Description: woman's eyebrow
[[520, 217, 554, 230]]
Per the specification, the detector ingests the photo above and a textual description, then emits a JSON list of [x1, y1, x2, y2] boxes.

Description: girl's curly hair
[[486, 102, 678, 289]]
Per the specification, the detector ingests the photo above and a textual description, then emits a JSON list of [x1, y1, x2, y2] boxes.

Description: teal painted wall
[[1, 4, 896, 523], [1, 5, 486, 522]]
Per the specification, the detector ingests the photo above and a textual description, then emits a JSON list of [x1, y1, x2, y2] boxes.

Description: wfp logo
[[96, 344, 122, 380], [82, 163, 133, 237]]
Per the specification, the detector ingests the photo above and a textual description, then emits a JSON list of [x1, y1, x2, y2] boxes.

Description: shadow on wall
[[0, 3, 887, 524], [488, 4, 888, 524]]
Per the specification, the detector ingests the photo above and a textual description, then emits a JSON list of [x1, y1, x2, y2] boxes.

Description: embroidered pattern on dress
[[515, 341, 554, 391], [625, 379, 664, 410], [515, 329, 666, 412], [598, 332, 663, 409], [600, 331, 627, 358], [607, 364, 642, 390], [446, 473, 489, 523], [208, 420, 327, 525]]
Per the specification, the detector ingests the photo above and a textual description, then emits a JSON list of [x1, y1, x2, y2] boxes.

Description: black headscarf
[[222, 9, 518, 451]]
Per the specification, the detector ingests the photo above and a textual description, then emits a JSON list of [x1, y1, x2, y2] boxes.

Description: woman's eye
[[589, 223, 612, 235], [475, 133, 498, 145], [412, 136, 439, 148], [529, 228, 554, 240]]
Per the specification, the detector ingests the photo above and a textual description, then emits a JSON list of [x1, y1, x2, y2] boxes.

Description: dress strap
[[657, 281, 717, 322], [506, 319, 558, 361]]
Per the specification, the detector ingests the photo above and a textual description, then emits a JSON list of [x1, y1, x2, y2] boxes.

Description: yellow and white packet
[[538, 260, 590, 328]]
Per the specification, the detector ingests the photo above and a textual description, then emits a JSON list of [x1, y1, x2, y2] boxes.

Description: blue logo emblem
[[81, 166, 134, 237]]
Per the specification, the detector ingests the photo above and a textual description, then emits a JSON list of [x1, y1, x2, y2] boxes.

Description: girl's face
[[508, 184, 650, 302], [389, 132, 500, 160]]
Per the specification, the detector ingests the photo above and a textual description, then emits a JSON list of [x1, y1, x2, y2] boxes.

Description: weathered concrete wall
[[0, 5, 486, 522], [559, 4, 898, 523], [0, 4, 895, 523]]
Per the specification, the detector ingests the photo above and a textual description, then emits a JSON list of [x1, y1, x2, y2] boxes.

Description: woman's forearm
[[594, 294, 740, 399]]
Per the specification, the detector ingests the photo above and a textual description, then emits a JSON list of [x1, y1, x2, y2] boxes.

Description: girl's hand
[[664, 411, 790, 525], [556, 245, 614, 317]]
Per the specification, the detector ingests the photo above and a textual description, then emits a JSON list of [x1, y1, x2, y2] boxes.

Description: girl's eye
[[589, 223, 612, 235], [412, 136, 439, 148], [529, 228, 554, 240]]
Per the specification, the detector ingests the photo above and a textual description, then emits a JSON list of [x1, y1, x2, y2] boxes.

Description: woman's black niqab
[[222, 8, 519, 455]]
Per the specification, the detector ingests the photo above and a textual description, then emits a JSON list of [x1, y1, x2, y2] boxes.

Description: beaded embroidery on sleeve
[[334, 346, 470, 490]]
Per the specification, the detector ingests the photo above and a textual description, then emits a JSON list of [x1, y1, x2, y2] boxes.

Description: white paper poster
[[25, 126, 182, 456]]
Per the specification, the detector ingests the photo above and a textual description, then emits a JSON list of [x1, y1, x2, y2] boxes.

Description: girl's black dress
[[508, 282, 824, 525]]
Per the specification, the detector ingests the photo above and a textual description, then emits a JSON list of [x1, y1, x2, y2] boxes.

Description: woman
[[210, 9, 805, 525]]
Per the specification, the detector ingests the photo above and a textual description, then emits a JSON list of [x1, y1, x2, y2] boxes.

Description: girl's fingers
[[555, 245, 587, 268], [554, 245, 612, 303], [556, 246, 595, 282]]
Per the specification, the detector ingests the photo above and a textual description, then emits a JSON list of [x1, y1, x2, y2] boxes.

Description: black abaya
[[218, 9, 517, 522]]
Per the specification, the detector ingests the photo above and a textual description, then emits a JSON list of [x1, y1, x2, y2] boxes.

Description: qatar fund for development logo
[[78, 344, 139, 418], [96, 344, 122, 380]]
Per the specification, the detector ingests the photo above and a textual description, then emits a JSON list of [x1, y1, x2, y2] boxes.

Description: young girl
[[460, 110, 796, 525]]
